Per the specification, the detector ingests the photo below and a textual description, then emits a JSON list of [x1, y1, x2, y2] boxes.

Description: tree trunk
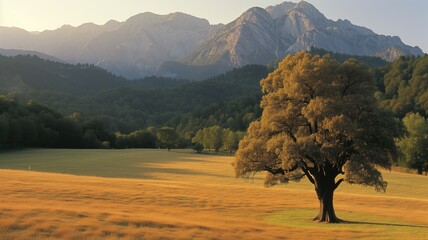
[[313, 178, 341, 223]]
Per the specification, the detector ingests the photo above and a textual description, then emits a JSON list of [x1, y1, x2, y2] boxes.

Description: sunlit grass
[[0, 149, 427, 239], [266, 208, 428, 239]]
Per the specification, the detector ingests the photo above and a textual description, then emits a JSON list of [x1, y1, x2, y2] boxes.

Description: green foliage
[[157, 127, 178, 151], [0, 55, 127, 96], [3, 51, 427, 163], [310, 47, 390, 68], [192, 142, 204, 153], [115, 129, 157, 149], [377, 55, 428, 118], [396, 112, 428, 174], [0, 96, 110, 149], [0, 54, 190, 97], [192, 126, 244, 152], [13, 64, 268, 134]]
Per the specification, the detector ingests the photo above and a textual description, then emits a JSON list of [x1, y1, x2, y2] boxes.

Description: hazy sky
[[0, 0, 426, 52]]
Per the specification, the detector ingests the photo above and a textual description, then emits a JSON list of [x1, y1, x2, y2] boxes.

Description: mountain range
[[0, 1, 423, 79]]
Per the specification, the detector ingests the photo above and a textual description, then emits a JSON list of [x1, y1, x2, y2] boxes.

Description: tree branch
[[300, 166, 315, 184], [303, 83, 316, 99], [286, 164, 299, 173], [334, 178, 344, 190], [339, 72, 360, 97], [298, 159, 317, 185], [264, 167, 285, 175], [306, 122, 313, 134], [270, 122, 297, 142], [304, 154, 318, 170], [263, 163, 299, 175]]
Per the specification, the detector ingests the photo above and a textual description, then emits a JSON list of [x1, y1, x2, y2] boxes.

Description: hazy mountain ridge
[[0, 1, 423, 79], [0, 13, 216, 79], [0, 48, 62, 62], [0, 54, 128, 96]]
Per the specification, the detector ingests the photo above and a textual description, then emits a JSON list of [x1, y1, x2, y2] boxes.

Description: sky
[[0, 0, 427, 52]]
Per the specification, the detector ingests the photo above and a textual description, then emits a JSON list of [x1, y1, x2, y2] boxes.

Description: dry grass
[[0, 149, 427, 239]]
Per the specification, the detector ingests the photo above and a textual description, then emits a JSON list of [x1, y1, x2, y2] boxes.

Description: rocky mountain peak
[[290, 1, 326, 21], [235, 7, 273, 26], [163, 12, 211, 29], [183, 0, 423, 71], [124, 12, 165, 28], [266, 1, 297, 19]]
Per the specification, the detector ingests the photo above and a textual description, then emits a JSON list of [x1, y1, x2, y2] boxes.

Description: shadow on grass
[[137, 166, 227, 179], [341, 220, 428, 229], [0, 147, 26, 153], [185, 150, 235, 156], [0, 148, 224, 179]]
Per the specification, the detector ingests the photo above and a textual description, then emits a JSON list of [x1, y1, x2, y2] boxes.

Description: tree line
[[1, 52, 427, 173], [191, 126, 245, 153]]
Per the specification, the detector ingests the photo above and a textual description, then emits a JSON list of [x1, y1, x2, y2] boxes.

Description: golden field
[[0, 149, 427, 239]]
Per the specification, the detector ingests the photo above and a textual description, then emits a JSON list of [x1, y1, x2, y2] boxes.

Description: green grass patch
[[265, 208, 428, 239]]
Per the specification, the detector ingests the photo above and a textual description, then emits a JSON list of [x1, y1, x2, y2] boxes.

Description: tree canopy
[[234, 52, 403, 223], [157, 127, 178, 151], [0, 96, 112, 149], [397, 112, 428, 174], [191, 126, 244, 152], [377, 55, 428, 118]]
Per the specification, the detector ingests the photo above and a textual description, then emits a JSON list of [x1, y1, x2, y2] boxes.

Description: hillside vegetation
[[377, 55, 428, 118], [1, 53, 427, 170], [0, 96, 113, 148], [0, 55, 127, 96], [1, 50, 395, 134], [11, 60, 268, 133]]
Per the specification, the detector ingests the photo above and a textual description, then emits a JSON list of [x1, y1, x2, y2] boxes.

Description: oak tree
[[234, 52, 402, 223]]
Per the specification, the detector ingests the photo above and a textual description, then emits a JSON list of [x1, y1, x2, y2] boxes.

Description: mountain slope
[[80, 12, 215, 78], [183, 1, 423, 67], [0, 13, 216, 79], [182, 7, 278, 67], [0, 1, 423, 79]]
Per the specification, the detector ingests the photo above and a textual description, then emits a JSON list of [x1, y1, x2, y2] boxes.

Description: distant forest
[[1, 51, 427, 165]]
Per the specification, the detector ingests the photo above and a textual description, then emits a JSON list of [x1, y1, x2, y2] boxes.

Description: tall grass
[[0, 149, 426, 239]]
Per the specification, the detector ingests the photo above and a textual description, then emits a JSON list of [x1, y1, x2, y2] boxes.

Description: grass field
[[0, 149, 427, 239]]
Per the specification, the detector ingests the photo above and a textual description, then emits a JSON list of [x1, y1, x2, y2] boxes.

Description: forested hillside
[[1, 52, 427, 163], [0, 55, 127, 95], [13, 64, 268, 133], [0, 55, 194, 97]]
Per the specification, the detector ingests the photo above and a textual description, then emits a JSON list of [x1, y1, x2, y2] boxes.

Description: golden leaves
[[235, 51, 399, 189]]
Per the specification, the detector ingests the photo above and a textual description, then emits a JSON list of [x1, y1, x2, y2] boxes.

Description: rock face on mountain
[[184, 1, 423, 68], [182, 7, 278, 67], [0, 1, 423, 79]]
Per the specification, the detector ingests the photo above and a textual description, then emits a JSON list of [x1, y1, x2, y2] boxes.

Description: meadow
[[0, 149, 427, 239]]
